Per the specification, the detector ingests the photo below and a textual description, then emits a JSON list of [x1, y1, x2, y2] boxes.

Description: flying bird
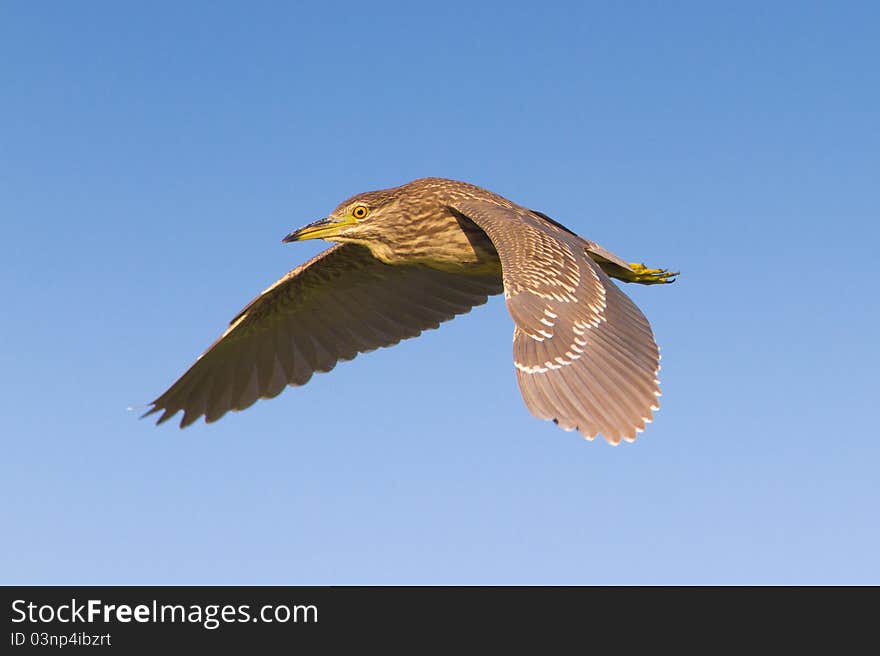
[[145, 178, 676, 444]]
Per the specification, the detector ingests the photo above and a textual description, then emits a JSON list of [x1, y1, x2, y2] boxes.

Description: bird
[[145, 177, 677, 444]]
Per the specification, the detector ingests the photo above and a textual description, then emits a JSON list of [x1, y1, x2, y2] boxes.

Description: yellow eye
[[352, 205, 369, 219]]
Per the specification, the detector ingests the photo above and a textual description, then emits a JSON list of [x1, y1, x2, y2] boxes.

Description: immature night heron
[[146, 178, 676, 444]]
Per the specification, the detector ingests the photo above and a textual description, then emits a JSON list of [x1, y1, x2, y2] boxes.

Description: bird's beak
[[282, 216, 354, 243]]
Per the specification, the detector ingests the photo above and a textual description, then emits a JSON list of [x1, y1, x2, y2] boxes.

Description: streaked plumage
[[146, 178, 676, 444]]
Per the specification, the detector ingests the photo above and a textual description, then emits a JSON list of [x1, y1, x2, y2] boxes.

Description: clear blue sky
[[2, 1, 878, 584]]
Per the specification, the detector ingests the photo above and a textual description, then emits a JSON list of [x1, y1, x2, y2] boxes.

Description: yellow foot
[[626, 262, 679, 285]]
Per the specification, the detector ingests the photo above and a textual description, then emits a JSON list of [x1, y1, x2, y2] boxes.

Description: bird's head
[[282, 188, 403, 245]]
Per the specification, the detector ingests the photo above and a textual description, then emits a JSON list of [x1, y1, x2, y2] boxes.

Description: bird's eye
[[352, 205, 369, 219]]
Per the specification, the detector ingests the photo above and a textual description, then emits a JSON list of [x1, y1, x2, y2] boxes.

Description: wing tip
[[140, 402, 200, 429], [139, 403, 163, 422]]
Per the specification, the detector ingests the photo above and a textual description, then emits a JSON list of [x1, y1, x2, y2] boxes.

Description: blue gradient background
[[2, 1, 878, 584]]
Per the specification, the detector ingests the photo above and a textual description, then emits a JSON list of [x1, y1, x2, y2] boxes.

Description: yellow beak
[[282, 216, 354, 243]]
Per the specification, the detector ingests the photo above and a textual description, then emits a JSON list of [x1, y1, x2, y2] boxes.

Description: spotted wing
[[451, 201, 661, 444], [146, 242, 502, 427]]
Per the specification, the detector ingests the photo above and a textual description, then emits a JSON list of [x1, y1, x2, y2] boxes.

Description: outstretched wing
[[450, 201, 661, 444], [146, 242, 502, 427]]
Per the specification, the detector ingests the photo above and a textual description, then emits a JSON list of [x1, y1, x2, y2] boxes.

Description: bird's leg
[[622, 262, 678, 285], [587, 250, 678, 285]]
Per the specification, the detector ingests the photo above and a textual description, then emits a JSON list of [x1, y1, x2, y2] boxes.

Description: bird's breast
[[367, 213, 502, 275]]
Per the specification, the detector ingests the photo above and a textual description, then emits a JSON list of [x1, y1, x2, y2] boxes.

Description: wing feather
[[146, 242, 502, 426], [451, 200, 662, 444]]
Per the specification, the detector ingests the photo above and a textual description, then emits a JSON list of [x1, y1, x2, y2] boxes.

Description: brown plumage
[[145, 177, 676, 444]]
